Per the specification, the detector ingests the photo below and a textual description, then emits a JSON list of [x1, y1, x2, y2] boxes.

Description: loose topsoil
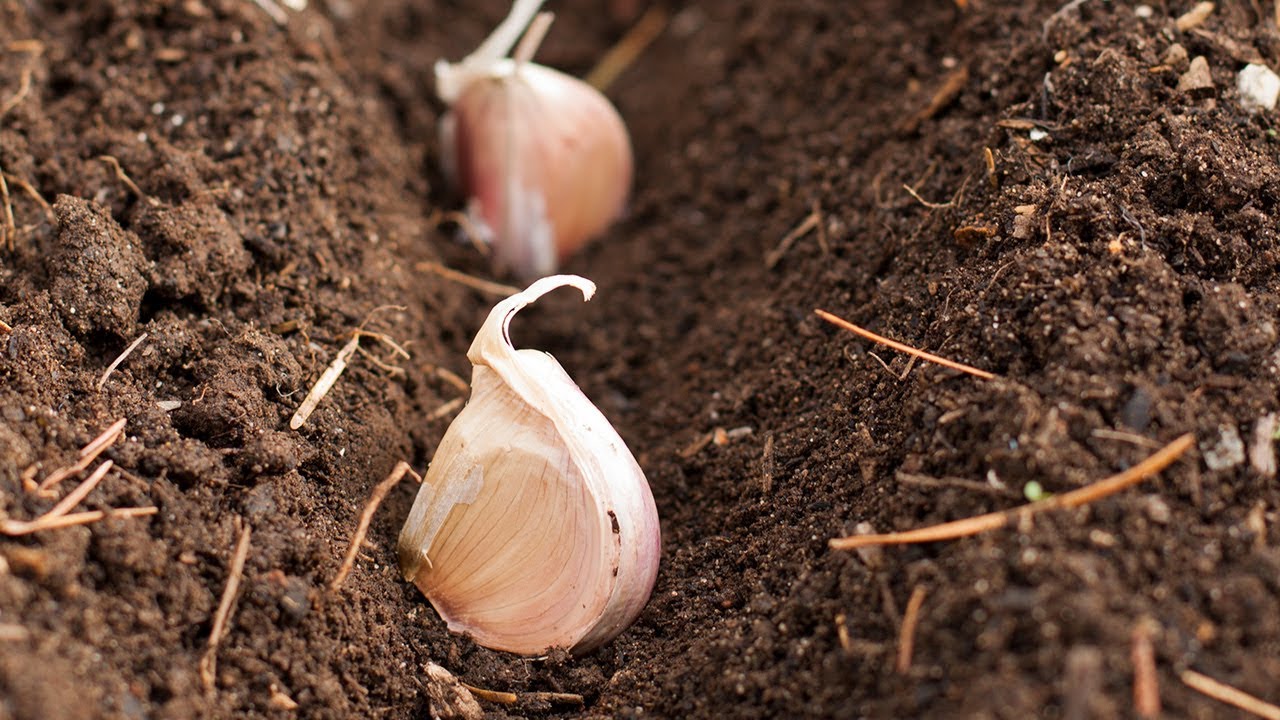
[[4, 0, 1280, 718]]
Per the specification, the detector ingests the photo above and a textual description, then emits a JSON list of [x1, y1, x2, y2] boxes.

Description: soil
[[3, 0, 1280, 718]]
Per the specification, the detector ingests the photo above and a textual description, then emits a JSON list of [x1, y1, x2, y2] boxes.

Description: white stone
[[1237, 63, 1280, 113]]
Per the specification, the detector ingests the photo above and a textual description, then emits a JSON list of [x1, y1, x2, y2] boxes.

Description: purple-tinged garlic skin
[[435, 0, 634, 279]]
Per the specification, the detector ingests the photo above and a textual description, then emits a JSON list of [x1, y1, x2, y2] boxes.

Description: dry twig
[[461, 682, 584, 707], [830, 433, 1193, 549], [4, 460, 157, 536], [428, 397, 465, 420], [35, 418, 127, 494], [3, 172, 54, 222], [416, 260, 520, 297], [900, 67, 969, 134], [765, 207, 823, 269], [0, 319, 11, 334], [1132, 618, 1160, 718], [97, 155, 153, 203], [1181, 669, 1280, 719], [0, 67, 32, 120], [98, 332, 149, 391], [0, 166, 14, 252], [896, 585, 928, 674], [902, 183, 953, 209], [200, 519, 252, 693], [428, 365, 471, 394], [586, 4, 669, 91], [330, 461, 419, 592], [815, 309, 995, 380], [290, 335, 360, 430]]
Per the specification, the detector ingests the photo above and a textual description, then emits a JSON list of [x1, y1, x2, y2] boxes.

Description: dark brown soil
[[4, 0, 1280, 717]]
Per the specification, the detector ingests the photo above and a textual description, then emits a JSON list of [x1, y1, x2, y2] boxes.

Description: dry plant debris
[[416, 260, 520, 297], [0, 165, 14, 252], [1131, 618, 1160, 718], [460, 682, 584, 708], [815, 309, 995, 380], [329, 461, 419, 593], [586, 4, 670, 91], [765, 205, 826, 269], [895, 584, 928, 674], [1180, 669, 1280, 719], [290, 313, 409, 430], [3, 458, 157, 536], [830, 433, 1193, 549], [34, 418, 127, 495], [97, 332, 149, 391], [200, 518, 253, 693]]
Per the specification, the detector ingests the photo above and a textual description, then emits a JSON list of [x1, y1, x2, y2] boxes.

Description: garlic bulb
[[398, 275, 660, 655], [437, 0, 634, 279]]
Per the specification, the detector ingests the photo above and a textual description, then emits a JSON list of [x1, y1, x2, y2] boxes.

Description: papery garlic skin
[[436, 1, 634, 279], [398, 276, 660, 655]]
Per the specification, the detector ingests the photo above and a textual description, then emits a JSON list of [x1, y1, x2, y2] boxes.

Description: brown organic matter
[[3, 1, 1280, 718]]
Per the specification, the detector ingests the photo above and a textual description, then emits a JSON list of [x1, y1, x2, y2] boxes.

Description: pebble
[[1237, 63, 1280, 113], [1177, 56, 1215, 98], [1203, 424, 1245, 471]]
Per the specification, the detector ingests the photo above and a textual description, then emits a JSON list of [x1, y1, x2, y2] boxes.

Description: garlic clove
[[436, 2, 634, 279], [398, 275, 660, 655]]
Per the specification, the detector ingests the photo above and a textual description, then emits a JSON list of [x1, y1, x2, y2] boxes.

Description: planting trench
[[3, 0, 1280, 717]]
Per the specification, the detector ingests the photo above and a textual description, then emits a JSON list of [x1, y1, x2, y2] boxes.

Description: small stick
[[1132, 618, 1160, 718], [1, 507, 157, 536], [428, 397, 465, 420], [353, 328, 411, 361], [0, 166, 14, 252], [97, 332, 149, 391], [200, 519, 252, 693], [899, 67, 969, 134], [416, 261, 519, 297], [524, 692, 585, 706], [1181, 670, 1280, 719], [44, 460, 113, 520], [36, 418, 127, 494], [330, 462, 419, 592], [462, 683, 519, 704], [765, 209, 821, 269], [355, 345, 406, 376], [459, 683, 583, 706], [290, 335, 360, 430], [830, 433, 1193, 550], [586, 4, 669, 91], [896, 471, 1021, 499], [0, 66, 32, 119], [3, 173, 54, 222], [0, 319, 10, 334], [97, 156, 152, 202], [815, 309, 995, 380], [761, 433, 775, 493], [896, 585, 928, 674], [427, 365, 471, 394], [902, 183, 953, 209]]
